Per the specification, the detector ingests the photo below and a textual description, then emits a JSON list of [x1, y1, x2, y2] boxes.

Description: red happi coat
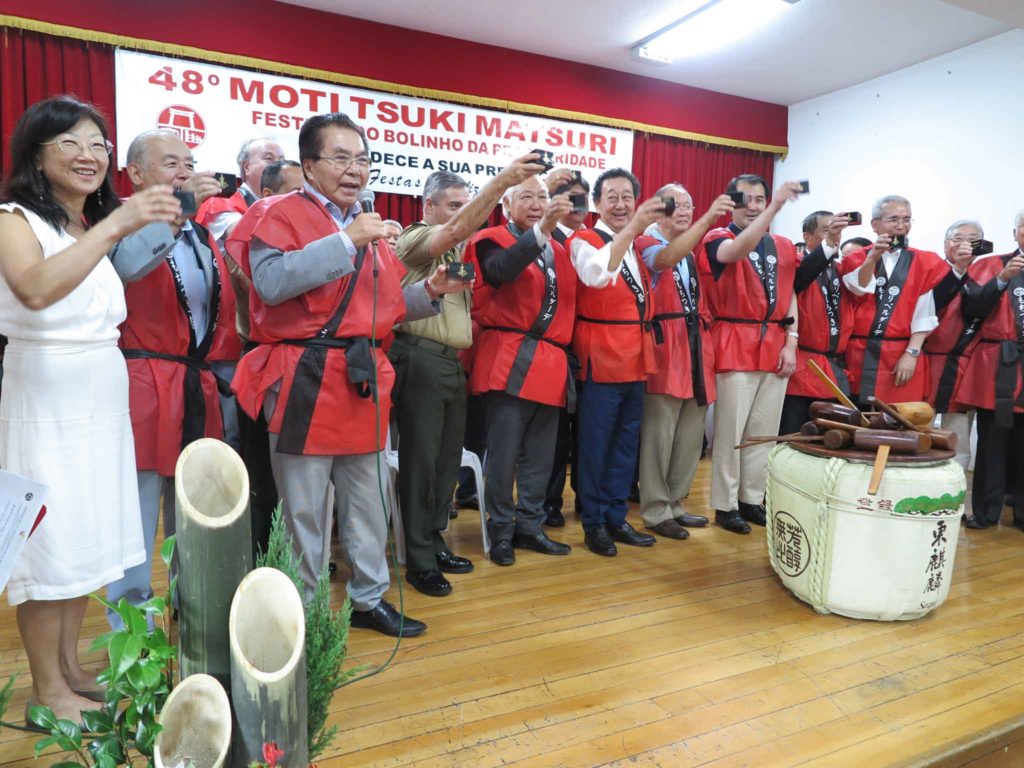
[[195, 188, 251, 231], [953, 253, 1024, 417], [230, 191, 407, 456], [568, 227, 656, 383], [698, 225, 797, 374], [788, 255, 853, 398], [839, 246, 949, 404], [463, 224, 577, 407], [120, 222, 242, 477], [923, 270, 978, 412], [636, 235, 715, 403]]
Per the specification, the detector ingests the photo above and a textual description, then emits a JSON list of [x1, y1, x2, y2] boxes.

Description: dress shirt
[[570, 219, 641, 289]]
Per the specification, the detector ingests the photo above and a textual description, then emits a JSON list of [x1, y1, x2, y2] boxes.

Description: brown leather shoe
[[646, 519, 690, 540]]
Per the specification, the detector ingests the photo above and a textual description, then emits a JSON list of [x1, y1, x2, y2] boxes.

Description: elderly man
[[229, 112, 467, 636], [105, 129, 241, 627], [699, 174, 803, 534], [196, 137, 285, 244], [260, 159, 304, 198], [461, 177, 575, 565], [778, 210, 852, 435], [840, 196, 951, 406], [542, 169, 591, 526], [956, 211, 1024, 530], [382, 219, 403, 252], [568, 168, 667, 556], [636, 184, 733, 539], [390, 157, 544, 597], [924, 219, 985, 471]]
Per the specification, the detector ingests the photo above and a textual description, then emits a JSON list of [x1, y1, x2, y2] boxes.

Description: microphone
[[358, 189, 375, 215]]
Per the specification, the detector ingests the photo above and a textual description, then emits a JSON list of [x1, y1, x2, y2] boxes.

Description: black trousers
[[456, 394, 487, 500], [779, 394, 819, 436], [544, 407, 577, 513], [972, 409, 1024, 526]]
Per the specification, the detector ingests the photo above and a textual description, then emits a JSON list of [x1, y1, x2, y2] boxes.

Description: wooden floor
[[3, 459, 1024, 767]]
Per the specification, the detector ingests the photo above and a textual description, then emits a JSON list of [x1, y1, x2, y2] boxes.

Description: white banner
[[114, 50, 633, 196]]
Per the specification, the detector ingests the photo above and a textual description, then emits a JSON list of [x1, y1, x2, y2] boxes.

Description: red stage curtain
[[1, 27, 777, 230]]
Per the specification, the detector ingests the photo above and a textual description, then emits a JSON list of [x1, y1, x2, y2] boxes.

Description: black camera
[[844, 211, 862, 225], [214, 172, 238, 198], [530, 148, 555, 172], [798, 180, 810, 194], [890, 234, 908, 250], [449, 261, 476, 281], [727, 190, 747, 207], [972, 238, 994, 257], [172, 190, 197, 218], [569, 193, 588, 214], [660, 195, 677, 216]]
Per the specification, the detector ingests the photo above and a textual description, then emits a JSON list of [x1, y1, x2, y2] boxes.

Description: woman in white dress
[[0, 96, 181, 723]]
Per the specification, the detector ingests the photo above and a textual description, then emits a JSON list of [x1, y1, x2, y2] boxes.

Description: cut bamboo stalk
[[175, 438, 253, 687], [229, 567, 308, 768], [155, 673, 232, 768]]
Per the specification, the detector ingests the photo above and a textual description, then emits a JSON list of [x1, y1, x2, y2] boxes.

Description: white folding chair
[[460, 448, 490, 555]]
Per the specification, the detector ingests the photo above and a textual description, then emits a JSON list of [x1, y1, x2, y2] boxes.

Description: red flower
[[262, 742, 285, 768]]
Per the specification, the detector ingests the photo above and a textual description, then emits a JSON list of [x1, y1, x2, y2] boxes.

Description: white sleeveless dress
[[0, 203, 144, 605]]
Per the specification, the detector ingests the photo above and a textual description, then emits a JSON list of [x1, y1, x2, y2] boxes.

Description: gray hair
[[501, 179, 548, 216], [422, 170, 468, 204], [654, 182, 689, 199], [871, 195, 911, 220], [382, 219, 402, 231], [944, 219, 984, 240], [125, 129, 180, 167], [236, 137, 277, 174], [1015, 209, 1024, 230]]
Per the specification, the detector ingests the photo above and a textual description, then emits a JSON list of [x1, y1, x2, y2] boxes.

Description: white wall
[[774, 30, 1024, 255]]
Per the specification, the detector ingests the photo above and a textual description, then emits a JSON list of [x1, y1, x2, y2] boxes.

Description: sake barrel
[[764, 443, 966, 621]]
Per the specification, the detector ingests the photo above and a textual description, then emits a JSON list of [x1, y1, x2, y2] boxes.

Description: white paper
[[0, 469, 48, 593]]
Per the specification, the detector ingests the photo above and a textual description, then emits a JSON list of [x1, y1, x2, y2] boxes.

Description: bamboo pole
[[155, 674, 232, 768], [175, 438, 253, 686], [229, 567, 308, 768]]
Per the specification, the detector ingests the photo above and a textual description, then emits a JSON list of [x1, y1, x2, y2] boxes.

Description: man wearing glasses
[[840, 195, 951, 406], [390, 156, 544, 596], [105, 129, 241, 628], [229, 112, 462, 636]]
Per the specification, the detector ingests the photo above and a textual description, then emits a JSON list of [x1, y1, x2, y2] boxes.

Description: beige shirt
[[395, 221, 473, 349]]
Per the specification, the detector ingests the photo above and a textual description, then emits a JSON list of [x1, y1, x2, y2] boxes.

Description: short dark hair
[[726, 173, 769, 200], [592, 168, 640, 204], [298, 112, 368, 162], [802, 210, 832, 236], [260, 159, 302, 193], [2, 95, 121, 232], [842, 236, 873, 251]]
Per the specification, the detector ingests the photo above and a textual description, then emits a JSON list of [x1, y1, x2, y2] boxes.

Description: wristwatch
[[786, 331, 799, 339], [905, 347, 920, 358]]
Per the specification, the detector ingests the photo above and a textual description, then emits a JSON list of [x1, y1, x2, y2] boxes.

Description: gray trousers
[[484, 391, 559, 542], [268, 433, 390, 610], [639, 393, 708, 527], [106, 471, 175, 629]]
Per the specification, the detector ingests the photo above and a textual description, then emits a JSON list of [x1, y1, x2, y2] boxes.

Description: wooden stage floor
[[2, 459, 1024, 767]]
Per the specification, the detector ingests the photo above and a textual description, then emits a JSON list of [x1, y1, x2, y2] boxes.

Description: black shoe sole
[[350, 616, 426, 638], [490, 555, 516, 566], [514, 541, 571, 556], [437, 563, 474, 575]]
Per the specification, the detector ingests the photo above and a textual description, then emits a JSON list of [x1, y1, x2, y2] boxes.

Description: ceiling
[[276, 0, 1014, 105]]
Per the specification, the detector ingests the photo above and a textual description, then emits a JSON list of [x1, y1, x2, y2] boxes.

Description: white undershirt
[[570, 218, 641, 289]]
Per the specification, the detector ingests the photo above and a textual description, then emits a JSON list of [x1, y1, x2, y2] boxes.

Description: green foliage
[[894, 490, 966, 515], [3, 535, 178, 767], [258, 505, 356, 760]]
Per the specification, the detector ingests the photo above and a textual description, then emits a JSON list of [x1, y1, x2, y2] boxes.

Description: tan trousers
[[639, 393, 708, 526], [710, 370, 788, 511], [940, 411, 975, 472]]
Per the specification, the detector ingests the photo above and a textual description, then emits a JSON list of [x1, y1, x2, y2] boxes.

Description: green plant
[[257, 506, 358, 761], [1, 535, 178, 767]]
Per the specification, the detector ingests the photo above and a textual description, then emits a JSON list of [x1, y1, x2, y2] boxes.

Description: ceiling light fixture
[[631, 0, 800, 65]]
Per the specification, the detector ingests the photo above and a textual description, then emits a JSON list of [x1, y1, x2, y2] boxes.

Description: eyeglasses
[[880, 217, 913, 225], [314, 154, 371, 171], [42, 137, 113, 158], [946, 235, 980, 245], [675, 204, 695, 212]]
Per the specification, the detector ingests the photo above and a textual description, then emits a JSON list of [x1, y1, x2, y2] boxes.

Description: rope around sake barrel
[[766, 444, 846, 613]]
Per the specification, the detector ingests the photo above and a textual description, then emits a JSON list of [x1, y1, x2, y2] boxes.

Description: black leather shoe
[[584, 526, 617, 556], [350, 599, 426, 637], [406, 568, 452, 597], [436, 550, 474, 574], [490, 540, 515, 566], [454, 493, 479, 510], [544, 506, 566, 528], [716, 509, 751, 534], [513, 531, 571, 555], [964, 516, 994, 530], [608, 522, 656, 547], [448, 502, 458, 519], [647, 519, 689, 540], [739, 502, 767, 526], [674, 512, 708, 528]]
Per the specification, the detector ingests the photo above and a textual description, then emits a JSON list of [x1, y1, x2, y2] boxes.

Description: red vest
[[568, 227, 656, 383], [195, 189, 250, 231], [788, 256, 853, 398], [230, 192, 406, 456], [464, 224, 577, 407], [923, 273, 977, 412], [953, 253, 1024, 416], [839, 246, 949, 404], [120, 223, 242, 476], [637, 236, 715, 403], [698, 226, 797, 374]]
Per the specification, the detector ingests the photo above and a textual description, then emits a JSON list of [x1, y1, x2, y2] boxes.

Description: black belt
[[481, 325, 571, 352], [392, 331, 461, 358], [718, 315, 794, 327], [980, 339, 1024, 428], [577, 314, 663, 344], [850, 334, 911, 342], [795, 345, 851, 397], [122, 348, 231, 451]]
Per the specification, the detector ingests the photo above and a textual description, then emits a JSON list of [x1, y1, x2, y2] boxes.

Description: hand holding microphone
[[345, 189, 387, 248]]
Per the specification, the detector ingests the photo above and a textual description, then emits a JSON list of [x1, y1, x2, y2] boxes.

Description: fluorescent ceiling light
[[632, 0, 795, 64]]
